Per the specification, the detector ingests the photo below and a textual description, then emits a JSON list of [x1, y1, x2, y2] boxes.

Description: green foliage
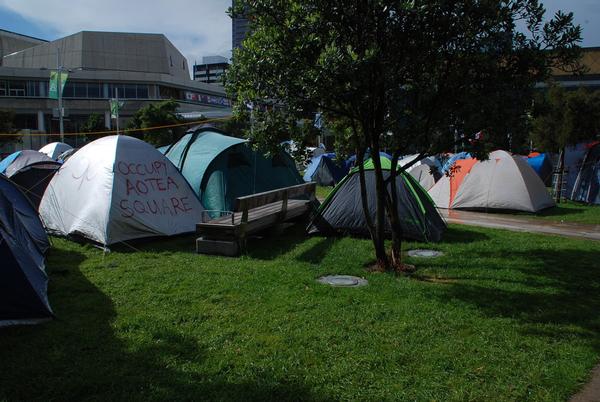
[[226, 0, 583, 267], [78, 113, 108, 143], [0, 109, 17, 145], [226, 0, 582, 156], [126, 100, 183, 146], [531, 84, 600, 152], [80, 113, 106, 133], [0, 227, 599, 400]]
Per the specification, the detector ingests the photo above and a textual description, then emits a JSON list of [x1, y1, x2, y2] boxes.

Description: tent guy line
[[0, 117, 233, 137]]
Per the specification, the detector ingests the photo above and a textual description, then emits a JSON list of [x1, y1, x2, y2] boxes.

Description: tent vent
[[317, 275, 368, 287], [407, 249, 444, 258]]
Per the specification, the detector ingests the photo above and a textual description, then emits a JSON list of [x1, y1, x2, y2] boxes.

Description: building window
[[88, 83, 101, 98], [136, 84, 149, 98], [0, 81, 6, 96], [170, 55, 173, 67], [62, 82, 75, 97], [124, 84, 137, 98], [9, 81, 26, 96], [74, 82, 87, 98]]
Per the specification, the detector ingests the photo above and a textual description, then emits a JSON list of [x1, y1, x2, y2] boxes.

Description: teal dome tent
[[165, 127, 303, 213]]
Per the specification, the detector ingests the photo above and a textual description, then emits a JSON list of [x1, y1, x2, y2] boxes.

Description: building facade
[[0, 30, 232, 153], [232, 0, 250, 50], [193, 56, 229, 84], [551, 47, 600, 90]]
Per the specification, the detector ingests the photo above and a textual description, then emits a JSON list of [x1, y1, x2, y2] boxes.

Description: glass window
[[0, 81, 6, 96], [124, 84, 136, 98], [62, 82, 74, 97], [88, 83, 101, 98], [74, 82, 87, 98], [9, 81, 26, 96], [136, 84, 149, 98]]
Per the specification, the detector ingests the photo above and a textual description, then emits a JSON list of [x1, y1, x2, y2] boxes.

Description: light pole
[[56, 47, 65, 142]]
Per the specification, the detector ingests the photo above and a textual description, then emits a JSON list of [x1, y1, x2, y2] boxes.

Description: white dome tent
[[398, 154, 441, 191], [39, 142, 73, 160], [39, 136, 204, 246], [428, 150, 555, 212]]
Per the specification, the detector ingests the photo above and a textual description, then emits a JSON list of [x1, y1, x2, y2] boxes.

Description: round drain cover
[[317, 275, 368, 287], [408, 249, 444, 258]]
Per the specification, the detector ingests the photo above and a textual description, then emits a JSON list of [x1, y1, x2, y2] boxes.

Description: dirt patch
[[570, 364, 600, 402], [411, 275, 458, 285]]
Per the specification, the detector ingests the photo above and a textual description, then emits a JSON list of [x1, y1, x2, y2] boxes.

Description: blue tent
[[165, 127, 303, 213], [0, 175, 52, 326], [303, 153, 348, 186], [441, 152, 471, 174], [525, 153, 553, 186], [156, 145, 168, 154]]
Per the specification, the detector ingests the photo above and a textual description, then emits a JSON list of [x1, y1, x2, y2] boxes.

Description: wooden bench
[[196, 182, 317, 256]]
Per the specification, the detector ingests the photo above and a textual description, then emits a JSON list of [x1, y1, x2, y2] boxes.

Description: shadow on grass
[[245, 224, 310, 260], [296, 236, 339, 265], [438, 226, 490, 244], [430, 247, 600, 351], [0, 247, 332, 401]]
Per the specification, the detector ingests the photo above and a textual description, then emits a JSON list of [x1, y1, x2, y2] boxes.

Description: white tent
[[408, 164, 438, 191], [39, 135, 205, 245], [428, 150, 555, 212], [39, 142, 72, 160]]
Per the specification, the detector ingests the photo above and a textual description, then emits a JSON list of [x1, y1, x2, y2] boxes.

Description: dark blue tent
[[571, 142, 600, 205], [0, 175, 52, 326], [0, 150, 61, 209], [303, 153, 348, 186]]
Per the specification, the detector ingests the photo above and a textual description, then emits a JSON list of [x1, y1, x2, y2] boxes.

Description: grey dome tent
[[571, 142, 600, 204], [165, 127, 303, 213], [0, 150, 61, 209], [0, 175, 52, 326], [308, 157, 446, 242]]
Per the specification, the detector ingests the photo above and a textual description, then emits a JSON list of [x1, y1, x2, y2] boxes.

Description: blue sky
[[0, 0, 599, 68]]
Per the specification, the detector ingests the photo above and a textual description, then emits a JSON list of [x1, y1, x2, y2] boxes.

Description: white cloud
[[0, 0, 232, 70]]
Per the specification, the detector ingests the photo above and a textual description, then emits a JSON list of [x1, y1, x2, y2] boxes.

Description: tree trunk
[[356, 148, 386, 267], [369, 139, 391, 270], [386, 151, 404, 269]]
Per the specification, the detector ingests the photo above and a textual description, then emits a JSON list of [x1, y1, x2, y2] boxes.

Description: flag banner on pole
[[109, 99, 125, 118], [49, 71, 68, 100], [314, 112, 323, 129]]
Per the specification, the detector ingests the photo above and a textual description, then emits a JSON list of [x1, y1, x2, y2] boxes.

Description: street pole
[[57, 47, 64, 142], [115, 87, 120, 135]]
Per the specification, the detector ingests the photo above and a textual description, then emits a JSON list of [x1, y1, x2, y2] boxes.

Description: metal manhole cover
[[407, 249, 444, 258], [317, 275, 368, 287]]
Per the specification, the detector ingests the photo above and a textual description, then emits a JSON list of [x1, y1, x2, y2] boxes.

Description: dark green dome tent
[[308, 157, 446, 242], [165, 127, 303, 213]]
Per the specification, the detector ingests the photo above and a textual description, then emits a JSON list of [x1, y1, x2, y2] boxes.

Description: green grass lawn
[[511, 200, 600, 225], [1, 226, 600, 401], [315, 185, 334, 200]]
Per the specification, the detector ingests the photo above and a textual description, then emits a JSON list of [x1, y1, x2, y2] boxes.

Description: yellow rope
[[0, 116, 233, 137]]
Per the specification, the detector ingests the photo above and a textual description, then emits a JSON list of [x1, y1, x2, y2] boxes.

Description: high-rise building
[[232, 1, 250, 50], [193, 56, 229, 84]]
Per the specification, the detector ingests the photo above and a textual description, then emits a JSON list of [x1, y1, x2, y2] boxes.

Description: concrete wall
[[0, 30, 46, 64], [3, 31, 191, 80]]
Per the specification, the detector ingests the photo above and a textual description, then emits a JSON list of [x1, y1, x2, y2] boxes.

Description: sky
[[0, 0, 599, 72]]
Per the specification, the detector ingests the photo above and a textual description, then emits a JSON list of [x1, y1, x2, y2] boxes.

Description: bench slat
[[234, 182, 316, 212]]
